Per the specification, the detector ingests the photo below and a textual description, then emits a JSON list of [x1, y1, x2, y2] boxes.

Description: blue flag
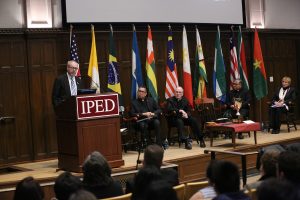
[[131, 26, 144, 99], [213, 26, 226, 103]]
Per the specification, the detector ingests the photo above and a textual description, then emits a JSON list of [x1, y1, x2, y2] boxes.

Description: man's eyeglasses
[[68, 66, 79, 70], [138, 90, 146, 93]]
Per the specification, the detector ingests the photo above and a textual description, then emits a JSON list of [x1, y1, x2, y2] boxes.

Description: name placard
[[76, 93, 119, 120]]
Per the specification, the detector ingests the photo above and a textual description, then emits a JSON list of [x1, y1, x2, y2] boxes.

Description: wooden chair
[[173, 184, 185, 200], [160, 102, 193, 147], [244, 188, 257, 200], [100, 193, 132, 200], [184, 181, 209, 200], [195, 98, 216, 132]]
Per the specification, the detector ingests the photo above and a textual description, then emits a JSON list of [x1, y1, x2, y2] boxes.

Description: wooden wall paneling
[[0, 37, 32, 165], [27, 37, 57, 159]]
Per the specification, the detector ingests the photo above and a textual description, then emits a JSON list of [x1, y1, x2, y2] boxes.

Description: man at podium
[[52, 60, 82, 107], [130, 86, 162, 147]]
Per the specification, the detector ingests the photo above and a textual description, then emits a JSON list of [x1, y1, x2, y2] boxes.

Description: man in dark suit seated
[[130, 86, 162, 146], [166, 86, 206, 149], [269, 76, 296, 134], [52, 60, 82, 107], [225, 79, 251, 139], [125, 144, 179, 194]]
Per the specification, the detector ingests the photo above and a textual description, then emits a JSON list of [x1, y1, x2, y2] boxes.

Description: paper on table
[[243, 120, 255, 124]]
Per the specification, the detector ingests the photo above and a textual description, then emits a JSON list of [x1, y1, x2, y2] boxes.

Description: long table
[[206, 122, 261, 148]]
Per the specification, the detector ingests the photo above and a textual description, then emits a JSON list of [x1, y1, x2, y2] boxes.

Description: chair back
[[195, 98, 216, 130], [100, 193, 132, 200], [173, 184, 185, 200], [185, 181, 209, 200], [244, 188, 257, 200]]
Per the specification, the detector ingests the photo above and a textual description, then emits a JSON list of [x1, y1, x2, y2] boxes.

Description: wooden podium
[[55, 93, 124, 172]]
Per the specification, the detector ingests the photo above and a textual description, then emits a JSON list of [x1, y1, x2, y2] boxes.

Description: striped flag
[[88, 25, 100, 93], [182, 26, 193, 107], [165, 25, 178, 99], [229, 28, 240, 89], [237, 26, 249, 91], [131, 25, 144, 99], [107, 25, 122, 95], [146, 25, 158, 102], [69, 25, 81, 77], [193, 26, 207, 99], [213, 26, 226, 103]]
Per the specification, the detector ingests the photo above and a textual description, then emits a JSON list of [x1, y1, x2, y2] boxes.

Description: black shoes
[[185, 140, 192, 150], [271, 129, 280, 134], [200, 140, 206, 148], [238, 133, 244, 139]]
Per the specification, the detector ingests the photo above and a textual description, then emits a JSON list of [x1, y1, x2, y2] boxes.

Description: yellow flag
[[88, 25, 100, 93]]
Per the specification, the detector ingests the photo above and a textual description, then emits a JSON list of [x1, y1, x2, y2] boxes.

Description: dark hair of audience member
[[68, 189, 97, 200], [82, 151, 113, 188], [143, 144, 164, 169], [206, 160, 219, 184], [144, 180, 178, 200], [54, 171, 82, 200], [277, 150, 300, 185], [259, 150, 280, 179], [212, 160, 240, 194], [132, 166, 163, 200], [13, 176, 44, 200], [257, 178, 298, 200]]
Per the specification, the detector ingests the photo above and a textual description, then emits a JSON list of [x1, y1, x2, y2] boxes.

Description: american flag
[[70, 26, 81, 77], [229, 29, 239, 89], [165, 26, 178, 99]]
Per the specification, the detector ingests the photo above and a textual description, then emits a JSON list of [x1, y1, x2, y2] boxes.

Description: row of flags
[[69, 25, 268, 106]]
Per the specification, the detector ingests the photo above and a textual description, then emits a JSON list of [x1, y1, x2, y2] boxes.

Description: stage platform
[[0, 128, 299, 199]]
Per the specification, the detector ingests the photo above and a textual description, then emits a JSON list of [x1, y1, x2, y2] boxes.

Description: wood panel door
[[27, 37, 58, 159], [0, 37, 32, 165]]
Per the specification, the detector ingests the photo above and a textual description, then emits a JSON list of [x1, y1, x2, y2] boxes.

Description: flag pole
[[69, 24, 73, 46]]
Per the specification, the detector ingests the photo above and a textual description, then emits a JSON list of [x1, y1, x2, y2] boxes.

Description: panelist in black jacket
[[225, 79, 251, 119], [166, 86, 206, 149], [130, 86, 162, 146], [52, 60, 82, 107], [269, 76, 296, 134]]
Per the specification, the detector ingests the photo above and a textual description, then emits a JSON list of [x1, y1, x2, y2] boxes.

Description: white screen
[[65, 0, 243, 24]]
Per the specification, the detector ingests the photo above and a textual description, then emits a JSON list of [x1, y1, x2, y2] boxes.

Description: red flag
[[229, 29, 239, 89], [253, 28, 268, 100]]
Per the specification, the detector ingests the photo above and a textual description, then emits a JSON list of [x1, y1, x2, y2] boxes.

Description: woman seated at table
[[269, 76, 296, 134]]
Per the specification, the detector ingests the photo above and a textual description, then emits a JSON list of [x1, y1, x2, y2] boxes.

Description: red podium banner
[[76, 93, 119, 120]]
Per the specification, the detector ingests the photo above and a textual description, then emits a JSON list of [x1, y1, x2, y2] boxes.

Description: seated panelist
[[166, 86, 206, 149], [269, 76, 296, 134], [225, 79, 251, 119], [130, 86, 162, 146]]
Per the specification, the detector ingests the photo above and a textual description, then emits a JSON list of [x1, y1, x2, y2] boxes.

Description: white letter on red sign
[[86, 101, 95, 114], [95, 100, 104, 113], [105, 99, 115, 112]]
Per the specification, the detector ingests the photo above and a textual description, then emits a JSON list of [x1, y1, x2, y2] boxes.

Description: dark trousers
[[169, 117, 203, 140], [269, 106, 287, 130], [137, 118, 162, 145]]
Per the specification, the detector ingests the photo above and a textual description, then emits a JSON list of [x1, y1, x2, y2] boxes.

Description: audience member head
[[82, 151, 113, 188], [54, 171, 82, 200], [137, 86, 147, 100], [67, 60, 79, 77], [14, 176, 44, 200], [232, 79, 242, 91], [143, 144, 164, 169], [212, 160, 240, 194], [206, 160, 219, 185], [277, 150, 300, 185], [144, 180, 178, 200], [132, 166, 163, 200], [259, 150, 280, 179], [175, 86, 184, 100], [68, 189, 97, 200], [281, 76, 291, 88], [257, 178, 298, 200]]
